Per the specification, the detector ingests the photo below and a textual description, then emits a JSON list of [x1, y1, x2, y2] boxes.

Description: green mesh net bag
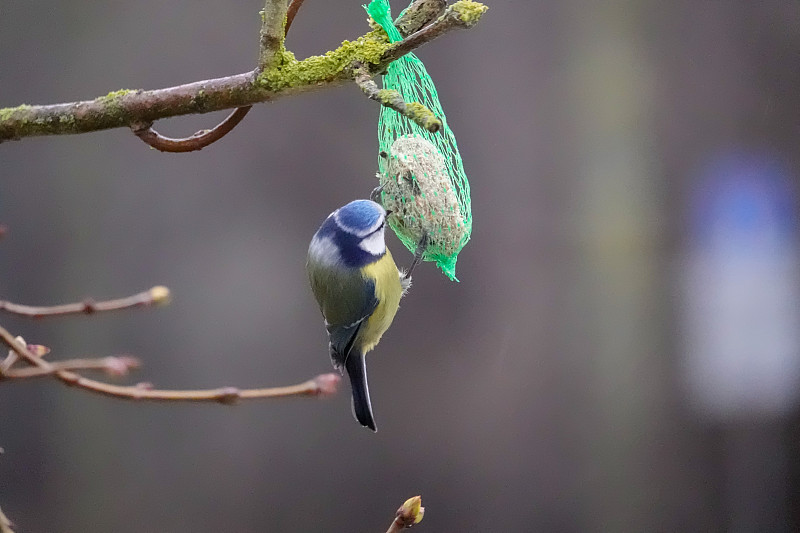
[[366, 0, 472, 281]]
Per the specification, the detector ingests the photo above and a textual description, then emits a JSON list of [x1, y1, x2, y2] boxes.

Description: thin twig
[[53, 373, 342, 403], [131, 106, 252, 152], [0, 327, 67, 371], [0, 286, 170, 319], [285, 0, 307, 33], [0, 0, 486, 143], [2, 346, 19, 373], [386, 496, 425, 532], [0, 324, 341, 403], [1, 350, 16, 373], [1, 356, 140, 380], [353, 65, 441, 132], [0, 503, 14, 533], [1, 341, 49, 373]]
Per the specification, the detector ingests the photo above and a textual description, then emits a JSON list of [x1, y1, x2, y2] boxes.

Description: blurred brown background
[[3, 1, 800, 531]]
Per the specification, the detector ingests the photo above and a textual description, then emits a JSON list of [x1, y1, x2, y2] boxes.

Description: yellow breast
[[358, 248, 402, 354]]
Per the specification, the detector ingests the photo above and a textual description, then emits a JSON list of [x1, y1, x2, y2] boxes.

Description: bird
[[306, 199, 412, 431]]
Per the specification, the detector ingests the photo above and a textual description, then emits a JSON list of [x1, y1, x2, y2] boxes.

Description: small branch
[[1, 341, 49, 373], [54, 372, 341, 403], [353, 65, 441, 132], [285, 0, 307, 33], [2, 343, 20, 373], [0, 324, 341, 403], [0, 327, 54, 371], [386, 496, 425, 532], [259, 0, 289, 72], [0, 449, 14, 533], [0, 286, 170, 319], [1, 355, 140, 380], [0, 504, 14, 533], [0, 0, 486, 143], [382, 1, 488, 64], [131, 106, 252, 152]]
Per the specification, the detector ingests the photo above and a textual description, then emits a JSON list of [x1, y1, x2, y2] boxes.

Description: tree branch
[[0, 504, 14, 533], [0, 325, 341, 403], [393, 0, 446, 36], [0, 0, 487, 143], [354, 65, 441, 132], [55, 372, 342, 403], [0, 339, 48, 374], [1, 355, 140, 380], [259, 0, 289, 72], [0, 286, 170, 318]]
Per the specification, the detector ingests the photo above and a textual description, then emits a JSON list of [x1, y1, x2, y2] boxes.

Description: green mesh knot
[[366, 0, 472, 281]]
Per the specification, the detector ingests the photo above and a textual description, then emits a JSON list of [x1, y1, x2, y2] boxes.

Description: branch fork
[[0, 0, 488, 150]]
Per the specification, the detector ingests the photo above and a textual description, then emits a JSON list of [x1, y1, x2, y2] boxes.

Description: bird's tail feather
[[345, 353, 376, 432]]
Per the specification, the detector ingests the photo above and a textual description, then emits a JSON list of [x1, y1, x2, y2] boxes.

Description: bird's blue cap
[[334, 200, 385, 236]]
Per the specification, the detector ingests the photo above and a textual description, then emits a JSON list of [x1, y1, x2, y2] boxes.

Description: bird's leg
[[371, 153, 389, 204], [404, 232, 429, 281]]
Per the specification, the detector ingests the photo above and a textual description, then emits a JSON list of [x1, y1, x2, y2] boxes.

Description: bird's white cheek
[[359, 230, 386, 255]]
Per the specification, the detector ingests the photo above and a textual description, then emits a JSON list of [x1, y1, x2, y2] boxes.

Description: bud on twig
[[149, 286, 171, 306], [387, 495, 424, 532]]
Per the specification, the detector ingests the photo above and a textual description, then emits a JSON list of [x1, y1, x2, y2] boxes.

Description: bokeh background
[[3, 0, 800, 531]]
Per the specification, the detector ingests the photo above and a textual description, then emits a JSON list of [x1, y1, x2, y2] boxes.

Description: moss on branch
[[257, 31, 391, 91], [451, 0, 489, 25], [0, 0, 487, 143]]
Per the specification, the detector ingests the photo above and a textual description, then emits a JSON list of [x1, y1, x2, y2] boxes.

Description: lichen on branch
[[451, 0, 488, 24], [0, 0, 487, 143], [257, 32, 391, 91], [354, 66, 442, 132]]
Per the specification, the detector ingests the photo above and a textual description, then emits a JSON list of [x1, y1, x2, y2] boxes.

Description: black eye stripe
[[364, 220, 385, 238]]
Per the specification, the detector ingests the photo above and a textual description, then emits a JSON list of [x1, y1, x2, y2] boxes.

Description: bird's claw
[[403, 232, 429, 282]]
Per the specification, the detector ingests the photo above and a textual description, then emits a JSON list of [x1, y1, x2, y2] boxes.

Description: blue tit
[[307, 199, 409, 431]]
